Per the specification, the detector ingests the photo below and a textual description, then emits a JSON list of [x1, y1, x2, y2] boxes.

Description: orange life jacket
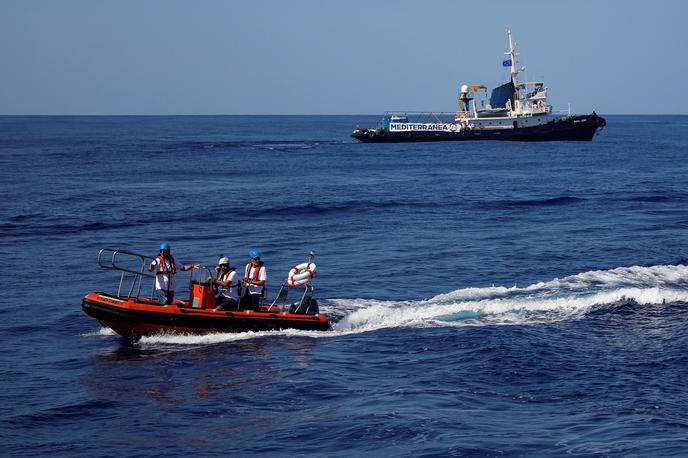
[[221, 268, 237, 285], [156, 255, 177, 275], [244, 262, 263, 282], [245, 262, 265, 297]]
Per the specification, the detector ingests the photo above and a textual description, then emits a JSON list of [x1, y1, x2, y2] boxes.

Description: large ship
[[352, 29, 605, 143]]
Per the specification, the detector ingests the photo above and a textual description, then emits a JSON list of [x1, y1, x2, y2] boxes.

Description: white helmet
[[218, 257, 230, 265]]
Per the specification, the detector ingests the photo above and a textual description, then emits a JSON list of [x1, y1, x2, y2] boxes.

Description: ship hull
[[352, 114, 605, 143], [82, 292, 331, 339]]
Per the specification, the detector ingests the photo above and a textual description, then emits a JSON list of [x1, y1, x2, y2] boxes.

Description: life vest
[[222, 268, 240, 286], [156, 255, 176, 275], [244, 261, 263, 282], [219, 267, 241, 295]]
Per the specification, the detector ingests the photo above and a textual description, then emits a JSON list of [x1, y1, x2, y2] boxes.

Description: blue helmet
[[249, 249, 261, 259], [159, 242, 171, 251]]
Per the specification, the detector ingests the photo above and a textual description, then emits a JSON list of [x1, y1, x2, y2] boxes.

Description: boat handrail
[[382, 110, 459, 117], [269, 282, 316, 314], [269, 250, 317, 313], [380, 111, 467, 125], [97, 248, 157, 299], [188, 264, 215, 285], [98, 248, 156, 277]]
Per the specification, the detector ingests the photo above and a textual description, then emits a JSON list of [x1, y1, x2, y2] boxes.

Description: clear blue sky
[[1, 0, 686, 115]]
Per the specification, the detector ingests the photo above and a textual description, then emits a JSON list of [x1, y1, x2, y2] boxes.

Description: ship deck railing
[[375, 107, 573, 128], [379, 111, 463, 124]]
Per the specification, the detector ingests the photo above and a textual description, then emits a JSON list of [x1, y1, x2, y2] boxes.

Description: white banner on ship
[[389, 122, 459, 132]]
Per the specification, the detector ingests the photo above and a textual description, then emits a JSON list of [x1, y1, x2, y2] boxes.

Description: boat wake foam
[[81, 327, 118, 337], [331, 264, 688, 333], [86, 264, 688, 346], [136, 328, 330, 347]]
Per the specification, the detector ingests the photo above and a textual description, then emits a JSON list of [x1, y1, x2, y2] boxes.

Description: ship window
[[489, 122, 492, 125]]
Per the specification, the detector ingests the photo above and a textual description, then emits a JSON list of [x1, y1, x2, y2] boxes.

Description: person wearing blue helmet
[[243, 249, 267, 311], [147, 243, 196, 306]]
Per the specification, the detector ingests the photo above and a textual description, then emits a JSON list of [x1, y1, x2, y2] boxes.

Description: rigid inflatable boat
[[82, 248, 330, 339]]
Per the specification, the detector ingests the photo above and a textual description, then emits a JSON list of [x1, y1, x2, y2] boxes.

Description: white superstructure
[[456, 28, 552, 131]]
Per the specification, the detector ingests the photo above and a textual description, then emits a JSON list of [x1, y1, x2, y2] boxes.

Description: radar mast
[[506, 28, 521, 106]]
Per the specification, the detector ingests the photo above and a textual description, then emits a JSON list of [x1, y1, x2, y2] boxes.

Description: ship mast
[[506, 28, 520, 107]]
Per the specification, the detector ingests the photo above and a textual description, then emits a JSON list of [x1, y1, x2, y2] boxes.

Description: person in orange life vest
[[211, 256, 240, 310], [147, 242, 195, 306], [243, 249, 267, 311]]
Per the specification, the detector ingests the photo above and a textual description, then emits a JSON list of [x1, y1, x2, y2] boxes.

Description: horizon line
[[1, 113, 686, 117]]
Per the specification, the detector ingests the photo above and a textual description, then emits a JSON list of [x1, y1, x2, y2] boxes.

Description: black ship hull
[[352, 113, 605, 143]]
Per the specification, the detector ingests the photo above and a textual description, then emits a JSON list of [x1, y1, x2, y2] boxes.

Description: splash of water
[[85, 264, 688, 345], [333, 264, 688, 332], [81, 327, 117, 337]]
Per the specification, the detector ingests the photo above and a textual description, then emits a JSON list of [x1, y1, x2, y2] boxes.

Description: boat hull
[[352, 114, 605, 143], [82, 292, 331, 339]]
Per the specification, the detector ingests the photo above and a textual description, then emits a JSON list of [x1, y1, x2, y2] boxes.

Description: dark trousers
[[249, 293, 261, 311], [216, 296, 238, 310], [156, 289, 174, 305]]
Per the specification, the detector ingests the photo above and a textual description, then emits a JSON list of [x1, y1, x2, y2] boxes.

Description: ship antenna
[[506, 28, 521, 109]]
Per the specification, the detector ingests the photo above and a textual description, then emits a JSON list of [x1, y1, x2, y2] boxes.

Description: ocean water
[[2, 115, 688, 456]]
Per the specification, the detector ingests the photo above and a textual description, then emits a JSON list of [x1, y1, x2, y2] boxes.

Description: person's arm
[[180, 261, 199, 271], [252, 267, 266, 286], [214, 274, 230, 288], [148, 259, 157, 272]]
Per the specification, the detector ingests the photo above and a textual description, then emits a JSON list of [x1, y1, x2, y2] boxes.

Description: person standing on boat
[[212, 257, 240, 310], [243, 249, 267, 311], [147, 242, 195, 306]]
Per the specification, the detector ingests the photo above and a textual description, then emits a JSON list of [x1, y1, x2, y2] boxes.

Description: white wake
[[85, 264, 688, 346]]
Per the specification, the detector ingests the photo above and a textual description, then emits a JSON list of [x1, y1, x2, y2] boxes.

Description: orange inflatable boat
[[82, 248, 331, 339]]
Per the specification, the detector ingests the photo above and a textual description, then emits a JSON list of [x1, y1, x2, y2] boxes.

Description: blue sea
[[2, 115, 688, 456]]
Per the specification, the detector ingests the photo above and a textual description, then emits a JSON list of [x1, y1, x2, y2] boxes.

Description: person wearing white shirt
[[243, 249, 267, 311], [211, 257, 240, 310], [147, 242, 195, 306]]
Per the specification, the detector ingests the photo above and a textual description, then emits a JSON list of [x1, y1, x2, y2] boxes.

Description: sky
[[1, 0, 686, 115]]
